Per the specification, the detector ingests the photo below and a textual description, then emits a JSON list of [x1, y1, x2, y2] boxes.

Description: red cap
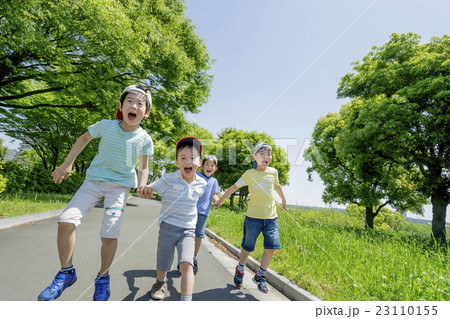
[[176, 137, 202, 156], [116, 107, 123, 120]]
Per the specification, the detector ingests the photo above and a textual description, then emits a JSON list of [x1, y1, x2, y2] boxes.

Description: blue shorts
[[241, 216, 281, 252], [195, 213, 208, 239]]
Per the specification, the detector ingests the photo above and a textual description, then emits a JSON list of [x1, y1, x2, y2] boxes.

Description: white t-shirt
[[151, 170, 206, 229]]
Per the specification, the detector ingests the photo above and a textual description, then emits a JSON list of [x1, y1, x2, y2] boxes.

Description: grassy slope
[[207, 205, 450, 301]]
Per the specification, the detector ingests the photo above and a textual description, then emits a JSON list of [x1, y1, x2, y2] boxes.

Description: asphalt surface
[[0, 196, 289, 301]]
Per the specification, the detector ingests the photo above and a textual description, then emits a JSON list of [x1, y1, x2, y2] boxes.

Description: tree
[[305, 105, 428, 229], [1, 0, 212, 172], [211, 128, 290, 207], [337, 33, 449, 242], [0, 139, 6, 159]]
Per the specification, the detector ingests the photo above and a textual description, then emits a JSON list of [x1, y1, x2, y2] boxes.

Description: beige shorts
[[58, 179, 130, 238]]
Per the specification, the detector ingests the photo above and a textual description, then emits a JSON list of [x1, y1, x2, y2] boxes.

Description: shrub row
[[0, 161, 83, 195]]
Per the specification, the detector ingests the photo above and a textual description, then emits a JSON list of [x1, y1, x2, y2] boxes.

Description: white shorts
[[58, 179, 130, 238]]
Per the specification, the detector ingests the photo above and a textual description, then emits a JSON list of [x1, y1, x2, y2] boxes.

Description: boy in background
[[193, 154, 220, 275], [215, 143, 286, 294]]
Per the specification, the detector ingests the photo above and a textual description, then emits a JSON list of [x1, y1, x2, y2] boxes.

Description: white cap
[[253, 143, 272, 155], [121, 85, 152, 108]]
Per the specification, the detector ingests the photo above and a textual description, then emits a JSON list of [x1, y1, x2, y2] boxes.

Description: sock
[[193, 254, 198, 261], [61, 266, 74, 273], [181, 295, 192, 301], [236, 263, 245, 274], [97, 271, 109, 279], [256, 267, 267, 278]]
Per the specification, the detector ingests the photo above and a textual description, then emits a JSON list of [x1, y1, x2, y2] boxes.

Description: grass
[[207, 205, 450, 301], [0, 192, 72, 218]]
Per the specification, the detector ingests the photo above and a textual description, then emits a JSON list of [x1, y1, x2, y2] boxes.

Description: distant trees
[[0, 0, 212, 171], [306, 33, 449, 242], [211, 128, 290, 207]]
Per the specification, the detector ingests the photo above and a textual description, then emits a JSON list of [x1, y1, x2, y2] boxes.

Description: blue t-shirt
[[86, 119, 153, 188], [196, 172, 220, 216]]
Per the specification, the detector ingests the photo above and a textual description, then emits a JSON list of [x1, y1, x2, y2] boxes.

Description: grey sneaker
[[234, 266, 244, 288], [150, 280, 167, 300], [252, 275, 268, 293]]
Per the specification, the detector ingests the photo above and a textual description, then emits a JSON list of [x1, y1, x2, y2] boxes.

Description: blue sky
[[183, 0, 450, 221], [1, 0, 448, 221]]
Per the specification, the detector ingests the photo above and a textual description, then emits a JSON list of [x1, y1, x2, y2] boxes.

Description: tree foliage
[[336, 33, 449, 242], [0, 0, 212, 171], [305, 104, 428, 229]]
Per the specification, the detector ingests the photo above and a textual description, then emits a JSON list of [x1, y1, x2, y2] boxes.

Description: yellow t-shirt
[[235, 167, 280, 219]]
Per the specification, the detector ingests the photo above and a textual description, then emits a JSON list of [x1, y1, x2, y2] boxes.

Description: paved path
[[0, 196, 289, 301]]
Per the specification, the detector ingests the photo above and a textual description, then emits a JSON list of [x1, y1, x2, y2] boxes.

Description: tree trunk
[[365, 206, 374, 229], [431, 195, 448, 243], [230, 192, 235, 206]]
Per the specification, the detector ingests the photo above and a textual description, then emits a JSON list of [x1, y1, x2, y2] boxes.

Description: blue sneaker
[[93, 274, 110, 301], [38, 269, 77, 301]]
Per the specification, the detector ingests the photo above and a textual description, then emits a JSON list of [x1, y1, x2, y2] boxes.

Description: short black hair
[[176, 137, 202, 158]]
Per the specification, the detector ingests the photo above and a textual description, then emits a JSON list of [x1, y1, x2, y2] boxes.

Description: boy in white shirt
[[138, 137, 206, 301], [38, 85, 153, 301]]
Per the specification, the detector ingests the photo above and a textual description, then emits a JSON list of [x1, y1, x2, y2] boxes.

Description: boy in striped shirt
[[138, 137, 206, 301], [38, 85, 153, 301]]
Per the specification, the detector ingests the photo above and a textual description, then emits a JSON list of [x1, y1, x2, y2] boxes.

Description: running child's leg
[[57, 222, 76, 268]]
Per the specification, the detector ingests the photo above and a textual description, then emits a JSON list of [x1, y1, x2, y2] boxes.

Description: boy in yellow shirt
[[215, 143, 286, 293]]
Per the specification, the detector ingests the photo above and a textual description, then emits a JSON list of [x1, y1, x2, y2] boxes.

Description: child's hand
[[214, 200, 222, 208], [138, 185, 154, 199], [51, 164, 72, 184], [281, 201, 287, 212]]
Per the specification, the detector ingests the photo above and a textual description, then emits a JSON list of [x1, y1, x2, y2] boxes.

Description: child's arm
[[137, 155, 150, 189], [52, 131, 93, 184], [274, 184, 287, 211], [214, 184, 239, 208]]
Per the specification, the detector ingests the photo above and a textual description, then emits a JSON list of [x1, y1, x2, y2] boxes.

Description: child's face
[[253, 148, 272, 170], [202, 159, 217, 177], [176, 146, 201, 182], [119, 92, 150, 131]]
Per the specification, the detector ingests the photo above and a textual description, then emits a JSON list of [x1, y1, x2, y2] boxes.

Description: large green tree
[[305, 101, 428, 229], [211, 128, 290, 206], [0, 0, 212, 171], [336, 33, 449, 242]]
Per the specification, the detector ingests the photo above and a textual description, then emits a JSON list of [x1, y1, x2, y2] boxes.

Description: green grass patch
[[207, 205, 450, 301], [0, 192, 72, 218]]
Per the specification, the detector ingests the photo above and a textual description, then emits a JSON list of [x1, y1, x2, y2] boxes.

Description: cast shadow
[[122, 270, 258, 301], [122, 269, 181, 301]]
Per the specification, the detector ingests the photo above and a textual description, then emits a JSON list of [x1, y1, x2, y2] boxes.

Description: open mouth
[[184, 167, 193, 174], [128, 112, 137, 121]]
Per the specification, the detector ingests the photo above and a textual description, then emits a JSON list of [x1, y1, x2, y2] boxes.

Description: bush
[[0, 164, 7, 194], [0, 161, 83, 195]]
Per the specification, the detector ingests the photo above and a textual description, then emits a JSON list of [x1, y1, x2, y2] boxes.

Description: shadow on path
[[122, 269, 257, 301]]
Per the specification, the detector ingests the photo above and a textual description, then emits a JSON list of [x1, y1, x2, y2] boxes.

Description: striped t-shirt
[[151, 170, 207, 229], [86, 119, 153, 188]]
